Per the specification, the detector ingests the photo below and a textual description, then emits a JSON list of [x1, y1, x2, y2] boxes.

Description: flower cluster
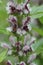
[[1, 34, 36, 65], [6, 0, 31, 35], [4, 0, 37, 65]]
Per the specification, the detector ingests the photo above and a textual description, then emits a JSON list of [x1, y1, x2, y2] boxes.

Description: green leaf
[[0, 0, 9, 31], [30, 5, 43, 18], [33, 59, 41, 65], [32, 27, 43, 36], [0, 29, 10, 35], [0, 49, 7, 63], [30, 22, 43, 36], [31, 38, 43, 54], [14, 0, 24, 4], [39, 16, 43, 24]]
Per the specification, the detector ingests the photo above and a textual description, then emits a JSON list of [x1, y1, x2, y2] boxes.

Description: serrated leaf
[[30, 5, 43, 18], [31, 38, 43, 53], [0, 49, 7, 63]]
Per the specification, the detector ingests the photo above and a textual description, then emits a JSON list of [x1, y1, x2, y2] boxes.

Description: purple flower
[[24, 4, 30, 13], [7, 60, 12, 65], [16, 4, 23, 12], [30, 62, 36, 65], [23, 25, 28, 31], [1, 43, 11, 49], [22, 17, 30, 26], [19, 61, 26, 65], [8, 15, 17, 25], [6, 1, 16, 14], [12, 23, 18, 32], [23, 45, 30, 53], [15, 42, 20, 47], [15, 42, 21, 51], [16, 28, 26, 36]]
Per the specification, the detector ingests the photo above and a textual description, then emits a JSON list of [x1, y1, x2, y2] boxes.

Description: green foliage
[[31, 38, 43, 54], [0, 48, 7, 63], [0, 0, 43, 65], [32, 27, 43, 36], [30, 5, 43, 18], [0, 0, 9, 35], [39, 16, 43, 24]]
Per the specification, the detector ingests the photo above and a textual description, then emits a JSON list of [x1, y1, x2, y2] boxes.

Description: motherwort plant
[[1, 0, 37, 65]]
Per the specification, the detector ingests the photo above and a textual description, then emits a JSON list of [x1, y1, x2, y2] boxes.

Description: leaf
[[0, 49, 7, 63], [0, 0, 9, 31], [31, 38, 43, 54], [30, 22, 43, 36], [39, 16, 43, 24], [32, 27, 43, 36], [30, 5, 43, 18], [14, 0, 24, 4], [32, 59, 41, 65], [0, 29, 10, 35]]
